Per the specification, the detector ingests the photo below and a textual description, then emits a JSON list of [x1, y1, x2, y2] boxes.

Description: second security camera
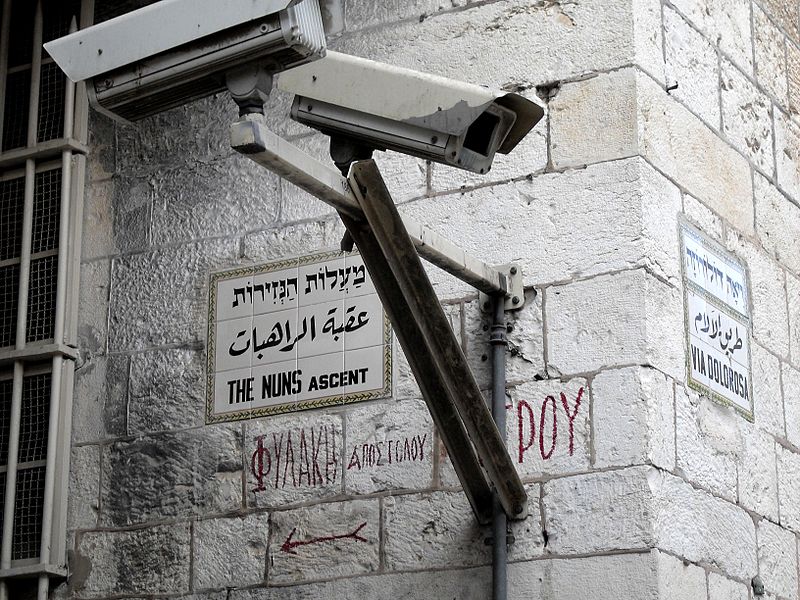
[[278, 52, 545, 174]]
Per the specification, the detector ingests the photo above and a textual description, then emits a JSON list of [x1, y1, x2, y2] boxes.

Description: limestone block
[[245, 412, 343, 507], [402, 158, 681, 291], [128, 347, 205, 435], [789, 42, 800, 117], [149, 155, 280, 246], [726, 233, 790, 358], [511, 378, 590, 478], [344, 0, 466, 31], [77, 260, 110, 359], [755, 172, 800, 274], [683, 193, 724, 242], [664, 6, 721, 128], [86, 111, 116, 183], [193, 513, 270, 589], [777, 445, 800, 533], [757, 0, 800, 43], [550, 70, 638, 169], [737, 427, 779, 521], [73, 523, 191, 597], [108, 238, 238, 351], [750, 341, 786, 439], [72, 355, 128, 444], [651, 470, 757, 579], [757, 519, 799, 599], [775, 108, 800, 202], [242, 221, 340, 264], [343, 397, 434, 495], [109, 174, 153, 253], [81, 181, 116, 261], [783, 363, 800, 448], [100, 425, 243, 526], [637, 72, 754, 235], [68, 445, 100, 531], [754, 5, 789, 106], [332, 0, 650, 91], [543, 467, 654, 554], [721, 59, 774, 173], [546, 269, 684, 380], [675, 387, 738, 501], [708, 571, 749, 600], [789, 273, 800, 364], [592, 367, 675, 471], [656, 551, 708, 600], [669, 0, 753, 74], [268, 499, 379, 584]]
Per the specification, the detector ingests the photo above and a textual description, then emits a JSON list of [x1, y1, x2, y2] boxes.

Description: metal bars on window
[[0, 0, 88, 598]]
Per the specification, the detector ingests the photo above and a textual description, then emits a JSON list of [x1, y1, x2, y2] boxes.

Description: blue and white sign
[[681, 224, 752, 417]]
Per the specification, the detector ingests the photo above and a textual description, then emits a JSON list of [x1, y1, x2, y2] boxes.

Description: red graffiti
[[517, 386, 585, 463], [346, 434, 428, 471], [250, 424, 338, 492], [280, 522, 368, 554]]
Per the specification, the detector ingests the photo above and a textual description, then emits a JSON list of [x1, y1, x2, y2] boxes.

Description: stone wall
[[64, 0, 800, 598]]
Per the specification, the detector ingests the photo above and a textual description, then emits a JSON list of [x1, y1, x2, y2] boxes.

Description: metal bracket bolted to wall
[[479, 264, 525, 312]]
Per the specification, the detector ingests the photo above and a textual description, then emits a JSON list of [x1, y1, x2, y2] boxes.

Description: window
[[0, 0, 88, 598]]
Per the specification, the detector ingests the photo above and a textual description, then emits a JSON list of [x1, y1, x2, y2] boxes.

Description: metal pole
[[490, 295, 508, 600]]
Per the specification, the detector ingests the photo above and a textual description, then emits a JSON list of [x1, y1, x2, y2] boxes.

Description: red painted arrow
[[280, 521, 368, 555]]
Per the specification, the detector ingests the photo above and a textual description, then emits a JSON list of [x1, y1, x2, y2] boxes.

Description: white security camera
[[44, 0, 327, 122], [277, 52, 545, 174]]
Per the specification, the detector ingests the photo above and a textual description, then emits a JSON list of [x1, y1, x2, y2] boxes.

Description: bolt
[[512, 296, 520, 305], [506, 323, 513, 333], [509, 266, 518, 275], [514, 503, 524, 515]]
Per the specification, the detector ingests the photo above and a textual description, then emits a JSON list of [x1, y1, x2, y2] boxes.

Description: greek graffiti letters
[[516, 386, 585, 463], [250, 435, 270, 492], [517, 400, 535, 463], [539, 396, 558, 460], [560, 388, 583, 456]]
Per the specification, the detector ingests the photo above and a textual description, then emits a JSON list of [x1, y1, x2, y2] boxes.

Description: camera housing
[[44, 0, 327, 122], [278, 52, 545, 174]]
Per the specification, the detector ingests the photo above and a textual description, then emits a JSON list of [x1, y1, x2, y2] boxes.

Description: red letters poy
[[280, 521, 368, 554]]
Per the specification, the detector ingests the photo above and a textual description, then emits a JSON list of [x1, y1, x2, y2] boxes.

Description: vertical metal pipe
[[490, 295, 508, 600]]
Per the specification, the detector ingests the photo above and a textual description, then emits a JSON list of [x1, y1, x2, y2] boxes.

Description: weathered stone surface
[[737, 427, 778, 521], [77, 260, 110, 360], [81, 181, 116, 261], [543, 467, 654, 554], [269, 499, 379, 584], [593, 367, 675, 471], [108, 238, 238, 351], [775, 108, 800, 202], [669, 0, 753, 73], [778, 445, 800, 533], [757, 519, 798, 599], [708, 571, 749, 600], [109, 174, 153, 254], [333, 0, 653, 91], [193, 513, 270, 589], [727, 232, 790, 358], [721, 59, 774, 172], [664, 7, 720, 128], [675, 387, 738, 501], [783, 363, 800, 448], [637, 72, 754, 235], [72, 355, 128, 444], [758, 0, 800, 42], [149, 155, 280, 246], [683, 193, 724, 242], [245, 412, 343, 508], [754, 5, 789, 105], [656, 551, 707, 600], [789, 41, 800, 117], [751, 341, 785, 438], [128, 347, 205, 434], [242, 220, 341, 265], [651, 469, 757, 579], [550, 70, 638, 169], [789, 273, 800, 364], [100, 425, 242, 526], [344, 0, 466, 30], [73, 523, 191, 597], [344, 397, 434, 494], [68, 445, 100, 532], [755, 172, 800, 274], [512, 378, 590, 477], [86, 111, 116, 183], [546, 269, 684, 380]]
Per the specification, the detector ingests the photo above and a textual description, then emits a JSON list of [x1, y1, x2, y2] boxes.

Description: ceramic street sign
[[206, 251, 392, 423], [680, 224, 752, 418]]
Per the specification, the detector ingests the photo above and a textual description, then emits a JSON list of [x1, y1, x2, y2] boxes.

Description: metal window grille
[[0, 0, 90, 598]]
